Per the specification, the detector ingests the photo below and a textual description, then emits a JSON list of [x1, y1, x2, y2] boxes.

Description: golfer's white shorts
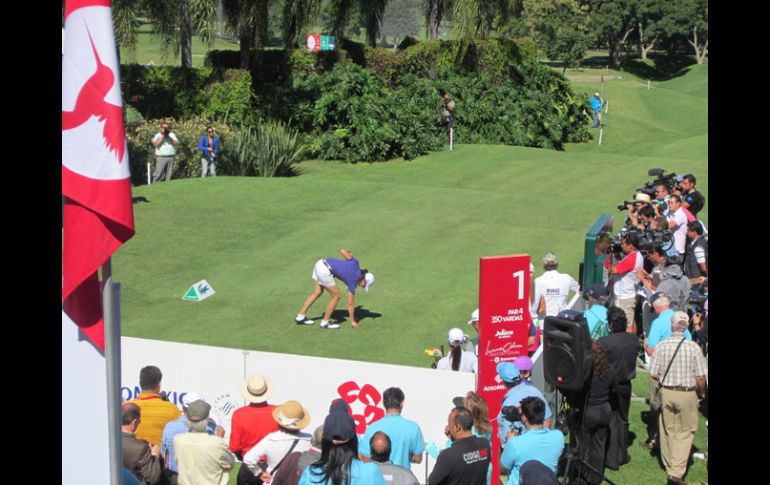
[[312, 259, 336, 287]]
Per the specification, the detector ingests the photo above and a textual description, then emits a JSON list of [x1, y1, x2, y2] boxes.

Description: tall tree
[[145, 0, 218, 67], [323, 0, 388, 47], [223, 0, 269, 68], [524, 0, 589, 70], [282, 0, 320, 48], [659, 0, 707, 64], [634, 0, 664, 60], [586, 0, 636, 67], [423, 0, 448, 40], [112, 0, 141, 61], [381, 0, 422, 46]]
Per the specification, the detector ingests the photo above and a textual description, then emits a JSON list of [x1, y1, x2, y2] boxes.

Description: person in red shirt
[[230, 374, 279, 485]]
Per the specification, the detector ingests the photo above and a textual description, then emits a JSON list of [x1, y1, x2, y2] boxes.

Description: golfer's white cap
[[448, 327, 465, 345], [594, 92, 600, 96], [364, 272, 375, 292], [468, 308, 479, 325]]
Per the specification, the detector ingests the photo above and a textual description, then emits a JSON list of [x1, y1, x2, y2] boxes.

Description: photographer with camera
[[665, 195, 688, 256], [198, 127, 220, 178], [678, 174, 705, 217], [437, 91, 455, 148], [684, 221, 708, 286], [496, 362, 553, 447], [653, 184, 670, 216], [638, 256, 691, 314], [608, 236, 643, 334], [152, 122, 179, 183], [500, 397, 564, 485]]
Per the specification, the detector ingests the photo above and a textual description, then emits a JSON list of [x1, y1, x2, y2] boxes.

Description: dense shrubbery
[[124, 37, 590, 169], [229, 121, 302, 177], [126, 117, 237, 185]]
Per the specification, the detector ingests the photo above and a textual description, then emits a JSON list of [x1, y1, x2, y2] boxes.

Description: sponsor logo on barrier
[[494, 329, 514, 339], [337, 381, 385, 434], [484, 340, 525, 358], [482, 384, 507, 392]]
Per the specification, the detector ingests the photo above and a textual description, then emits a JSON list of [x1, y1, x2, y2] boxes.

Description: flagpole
[[102, 258, 123, 485]]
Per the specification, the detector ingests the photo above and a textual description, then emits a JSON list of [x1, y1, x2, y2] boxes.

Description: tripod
[[559, 396, 617, 485]]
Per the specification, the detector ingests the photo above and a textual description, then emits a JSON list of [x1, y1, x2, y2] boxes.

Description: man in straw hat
[[300, 408, 385, 484], [244, 400, 313, 482], [231, 374, 278, 484], [295, 248, 375, 330], [173, 400, 235, 485]]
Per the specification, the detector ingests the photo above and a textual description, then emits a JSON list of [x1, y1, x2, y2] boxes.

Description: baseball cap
[[542, 253, 558, 265], [514, 355, 533, 372], [329, 398, 350, 415], [594, 92, 600, 97], [496, 362, 521, 383], [186, 400, 211, 423], [651, 293, 670, 308], [587, 284, 608, 300], [448, 327, 465, 345], [671, 311, 690, 327], [181, 392, 205, 409], [364, 272, 375, 292], [468, 308, 479, 326], [323, 411, 356, 444]]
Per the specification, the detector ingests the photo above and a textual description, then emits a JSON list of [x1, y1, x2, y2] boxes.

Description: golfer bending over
[[295, 249, 374, 330]]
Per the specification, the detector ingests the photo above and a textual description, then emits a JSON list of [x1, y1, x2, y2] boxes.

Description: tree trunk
[[689, 26, 708, 64], [180, 0, 193, 68], [239, 27, 252, 69], [428, 2, 440, 40]]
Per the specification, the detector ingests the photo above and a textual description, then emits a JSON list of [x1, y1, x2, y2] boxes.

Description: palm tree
[[145, 0, 217, 68], [423, 0, 448, 40], [112, 0, 141, 62], [281, 0, 321, 48], [323, 0, 388, 48], [223, 0, 270, 68]]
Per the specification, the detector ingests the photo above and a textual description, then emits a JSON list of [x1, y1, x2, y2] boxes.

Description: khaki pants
[[615, 297, 636, 330], [659, 388, 699, 479]]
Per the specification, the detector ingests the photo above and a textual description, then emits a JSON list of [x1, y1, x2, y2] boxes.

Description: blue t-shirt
[[326, 257, 363, 294], [497, 382, 553, 445], [584, 304, 608, 336], [500, 428, 565, 485], [590, 97, 603, 112], [359, 414, 425, 468], [647, 309, 691, 349], [299, 459, 385, 485]]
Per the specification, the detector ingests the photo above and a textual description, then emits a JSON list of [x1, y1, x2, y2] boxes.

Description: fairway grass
[[114, 61, 707, 485]]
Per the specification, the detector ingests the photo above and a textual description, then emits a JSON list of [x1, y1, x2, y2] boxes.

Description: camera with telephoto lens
[[163, 128, 170, 136], [608, 226, 674, 257], [501, 405, 521, 423], [639, 168, 679, 195]]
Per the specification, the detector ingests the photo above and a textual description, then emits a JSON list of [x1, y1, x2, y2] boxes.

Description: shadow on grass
[[327, 306, 383, 324], [619, 53, 696, 81], [132, 196, 150, 204]]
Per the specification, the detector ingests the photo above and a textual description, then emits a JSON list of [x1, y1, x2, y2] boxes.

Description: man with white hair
[[533, 253, 580, 319], [649, 312, 707, 485], [161, 393, 224, 485], [174, 400, 235, 485]]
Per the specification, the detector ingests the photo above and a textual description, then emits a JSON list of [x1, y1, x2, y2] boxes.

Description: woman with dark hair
[[299, 410, 384, 485], [578, 341, 617, 485], [436, 328, 478, 373]]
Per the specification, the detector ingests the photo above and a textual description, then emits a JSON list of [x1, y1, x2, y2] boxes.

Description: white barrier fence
[[121, 337, 476, 480]]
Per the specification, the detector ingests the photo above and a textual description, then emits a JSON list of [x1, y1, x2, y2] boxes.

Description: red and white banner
[[62, 0, 134, 350], [62, 2, 134, 484], [306, 34, 321, 51], [477, 255, 531, 485]]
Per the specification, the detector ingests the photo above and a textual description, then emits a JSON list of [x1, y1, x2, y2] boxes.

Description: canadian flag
[[62, 0, 135, 351]]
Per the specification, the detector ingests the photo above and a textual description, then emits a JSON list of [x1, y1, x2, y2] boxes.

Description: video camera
[[500, 405, 521, 423], [616, 168, 681, 211], [607, 226, 674, 257]]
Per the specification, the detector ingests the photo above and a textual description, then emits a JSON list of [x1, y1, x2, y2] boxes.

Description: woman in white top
[[436, 328, 478, 373], [243, 400, 313, 482]]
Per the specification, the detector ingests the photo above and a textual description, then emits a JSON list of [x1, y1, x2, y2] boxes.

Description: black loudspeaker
[[543, 312, 593, 390]]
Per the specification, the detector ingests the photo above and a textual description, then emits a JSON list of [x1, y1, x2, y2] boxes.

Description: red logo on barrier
[[337, 381, 385, 434]]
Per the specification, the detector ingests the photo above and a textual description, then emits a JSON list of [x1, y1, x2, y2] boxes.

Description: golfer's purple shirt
[[326, 257, 362, 294]]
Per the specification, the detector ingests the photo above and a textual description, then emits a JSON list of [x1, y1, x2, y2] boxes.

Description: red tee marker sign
[[306, 34, 321, 51], [477, 254, 531, 485]]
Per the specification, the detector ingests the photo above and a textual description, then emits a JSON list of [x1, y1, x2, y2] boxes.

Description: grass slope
[[114, 63, 707, 485]]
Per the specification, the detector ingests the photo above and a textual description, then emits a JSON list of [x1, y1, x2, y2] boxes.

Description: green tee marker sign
[[183, 279, 216, 302]]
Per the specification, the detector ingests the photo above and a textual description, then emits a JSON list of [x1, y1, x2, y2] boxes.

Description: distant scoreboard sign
[[307, 34, 335, 51]]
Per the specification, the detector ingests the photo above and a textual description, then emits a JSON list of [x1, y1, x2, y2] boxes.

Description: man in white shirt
[[152, 122, 179, 183], [533, 253, 580, 318], [666, 195, 688, 255]]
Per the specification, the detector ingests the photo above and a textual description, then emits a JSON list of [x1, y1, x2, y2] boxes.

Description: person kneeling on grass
[[295, 248, 375, 330]]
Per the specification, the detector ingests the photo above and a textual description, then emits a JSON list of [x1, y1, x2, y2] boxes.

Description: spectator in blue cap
[[584, 284, 610, 339], [496, 361, 553, 447]]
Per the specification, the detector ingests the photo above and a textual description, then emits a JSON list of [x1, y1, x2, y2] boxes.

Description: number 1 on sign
[[512, 270, 524, 300]]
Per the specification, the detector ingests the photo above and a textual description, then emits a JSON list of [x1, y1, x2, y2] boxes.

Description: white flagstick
[[147, 162, 151, 185], [648, 79, 651, 91], [449, 128, 453, 151], [598, 127, 604, 145], [605, 100, 609, 114]]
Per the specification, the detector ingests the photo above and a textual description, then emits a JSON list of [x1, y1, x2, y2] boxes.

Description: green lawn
[[119, 23, 240, 68], [114, 61, 707, 484]]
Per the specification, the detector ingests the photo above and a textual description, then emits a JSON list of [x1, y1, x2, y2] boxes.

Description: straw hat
[[240, 374, 275, 403], [272, 400, 311, 431]]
